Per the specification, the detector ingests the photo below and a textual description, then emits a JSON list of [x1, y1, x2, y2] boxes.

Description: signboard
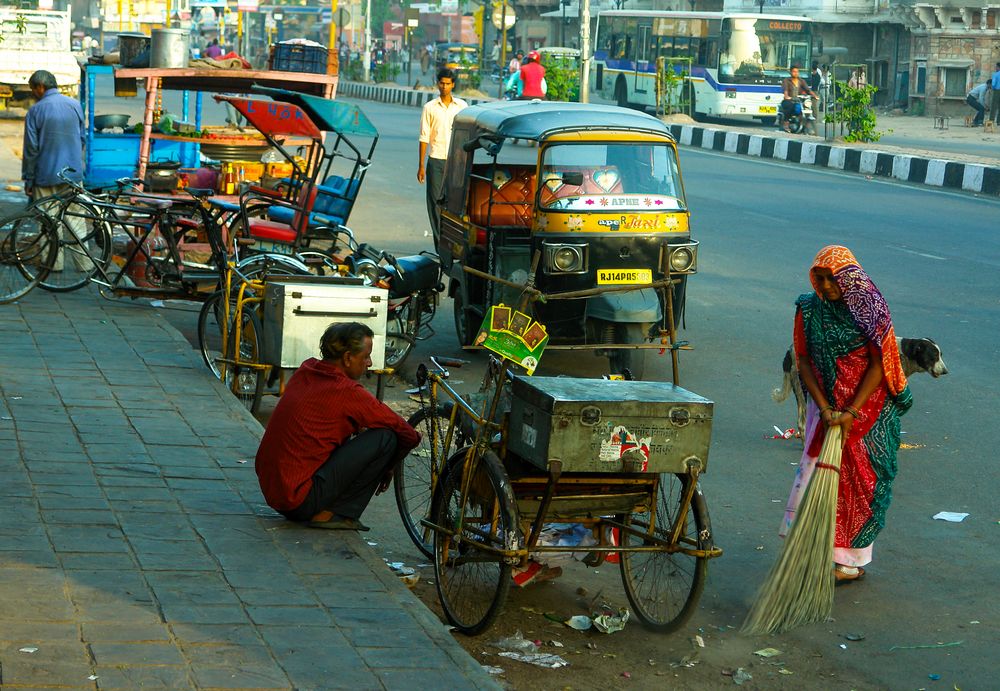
[[237, 0, 259, 11], [492, 5, 516, 30], [475, 304, 549, 375], [335, 7, 350, 26], [320, 8, 332, 24]]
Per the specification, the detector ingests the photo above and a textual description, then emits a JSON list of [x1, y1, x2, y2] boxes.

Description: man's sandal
[[834, 565, 865, 583], [309, 516, 371, 531]]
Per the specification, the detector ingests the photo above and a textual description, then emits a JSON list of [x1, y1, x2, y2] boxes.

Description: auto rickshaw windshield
[[539, 142, 686, 212]]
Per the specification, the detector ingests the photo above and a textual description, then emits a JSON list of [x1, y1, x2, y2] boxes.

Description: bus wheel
[[615, 78, 629, 109]]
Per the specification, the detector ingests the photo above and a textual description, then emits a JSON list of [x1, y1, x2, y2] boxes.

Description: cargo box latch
[[670, 408, 691, 427], [580, 406, 602, 426]]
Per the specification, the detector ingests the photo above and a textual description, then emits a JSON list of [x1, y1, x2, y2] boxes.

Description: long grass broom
[[742, 425, 843, 635]]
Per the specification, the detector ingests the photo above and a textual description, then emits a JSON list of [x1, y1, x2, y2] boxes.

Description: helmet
[[527, 50, 540, 61]]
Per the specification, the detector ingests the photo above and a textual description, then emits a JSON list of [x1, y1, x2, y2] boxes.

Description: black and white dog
[[773, 337, 948, 436]]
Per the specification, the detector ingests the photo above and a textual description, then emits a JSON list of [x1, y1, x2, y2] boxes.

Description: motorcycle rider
[[780, 66, 817, 133]]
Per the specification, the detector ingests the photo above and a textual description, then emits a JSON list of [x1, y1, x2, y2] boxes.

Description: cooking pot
[[94, 114, 130, 132]]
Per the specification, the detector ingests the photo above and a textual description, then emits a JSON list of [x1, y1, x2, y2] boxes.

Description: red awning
[[215, 96, 323, 142]]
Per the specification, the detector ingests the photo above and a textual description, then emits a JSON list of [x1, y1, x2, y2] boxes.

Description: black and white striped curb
[[337, 81, 1000, 196], [337, 80, 492, 108], [664, 124, 1000, 196]]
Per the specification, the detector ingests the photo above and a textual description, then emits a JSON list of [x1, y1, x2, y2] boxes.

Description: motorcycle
[[347, 243, 444, 368], [780, 94, 816, 135]]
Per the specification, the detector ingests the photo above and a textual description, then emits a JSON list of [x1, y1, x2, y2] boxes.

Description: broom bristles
[[742, 426, 843, 635]]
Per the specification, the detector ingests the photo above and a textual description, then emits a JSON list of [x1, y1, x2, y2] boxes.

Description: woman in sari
[[780, 246, 912, 581]]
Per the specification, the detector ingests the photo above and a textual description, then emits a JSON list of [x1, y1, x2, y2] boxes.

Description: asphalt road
[[330, 98, 998, 689], [32, 90, 995, 688]]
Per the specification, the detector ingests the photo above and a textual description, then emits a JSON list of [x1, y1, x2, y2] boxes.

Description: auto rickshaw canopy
[[450, 101, 676, 145], [252, 86, 379, 138]]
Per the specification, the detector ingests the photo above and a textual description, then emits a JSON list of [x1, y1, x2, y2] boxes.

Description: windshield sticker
[[598, 425, 652, 472], [593, 169, 621, 193]]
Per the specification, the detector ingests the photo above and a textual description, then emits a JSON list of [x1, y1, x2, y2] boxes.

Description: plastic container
[[150, 28, 190, 68], [270, 42, 328, 74]]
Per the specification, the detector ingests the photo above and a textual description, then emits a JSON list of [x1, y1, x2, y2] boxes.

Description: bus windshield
[[540, 143, 685, 212], [718, 17, 811, 85]]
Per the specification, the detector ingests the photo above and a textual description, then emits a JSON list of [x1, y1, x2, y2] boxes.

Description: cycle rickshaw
[[397, 293, 722, 636]]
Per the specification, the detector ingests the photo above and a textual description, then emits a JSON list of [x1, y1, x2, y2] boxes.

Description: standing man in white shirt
[[417, 68, 467, 245]]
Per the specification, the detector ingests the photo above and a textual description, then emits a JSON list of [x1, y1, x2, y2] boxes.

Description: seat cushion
[[467, 166, 535, 227], [247, 219, 297, 244]]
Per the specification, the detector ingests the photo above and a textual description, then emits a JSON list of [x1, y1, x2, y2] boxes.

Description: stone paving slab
[[0, 289, 496, 690]]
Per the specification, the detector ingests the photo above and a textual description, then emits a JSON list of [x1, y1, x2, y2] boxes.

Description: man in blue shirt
[[990, 62, 1000, 124], [22, 70, 89, 273]]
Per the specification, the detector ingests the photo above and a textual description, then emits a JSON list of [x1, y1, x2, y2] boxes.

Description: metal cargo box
[[508, 376, 713, 474], [262, 279, 389, 369]]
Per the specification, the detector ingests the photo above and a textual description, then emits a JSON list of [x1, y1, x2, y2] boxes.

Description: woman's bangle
[[820, 405, 834, 413], [845, 406, 861, 420]]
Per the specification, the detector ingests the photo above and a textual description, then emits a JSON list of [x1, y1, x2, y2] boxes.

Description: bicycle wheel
[[220, 304, 266, 415], [36, 200, 112, 292], [619, 473, 711, 632], [0, 211, 57, 304], [394, 403, 470, 558], [433, 449, 517, 635], [197, 290, 228, 378]]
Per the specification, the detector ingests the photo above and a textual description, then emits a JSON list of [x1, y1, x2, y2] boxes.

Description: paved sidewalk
[[0, 289, 495, 690]]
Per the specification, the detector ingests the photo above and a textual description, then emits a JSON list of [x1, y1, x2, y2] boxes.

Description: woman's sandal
[[834, 565, 865, 583]]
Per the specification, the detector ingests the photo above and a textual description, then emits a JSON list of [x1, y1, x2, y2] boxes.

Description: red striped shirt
[[255, 358, 419, 511]]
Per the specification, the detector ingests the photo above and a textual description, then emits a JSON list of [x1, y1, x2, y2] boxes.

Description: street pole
[[363, 0, 371, 82], [579, 0, 591, 103], [561, 1, 565, 48], [497, 0, 508, 99]]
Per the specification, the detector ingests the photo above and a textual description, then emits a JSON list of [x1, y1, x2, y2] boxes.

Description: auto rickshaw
[[437, 101, 697, 379]]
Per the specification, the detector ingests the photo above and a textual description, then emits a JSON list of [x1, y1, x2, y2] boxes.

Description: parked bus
[[592, 10, 813, 125]]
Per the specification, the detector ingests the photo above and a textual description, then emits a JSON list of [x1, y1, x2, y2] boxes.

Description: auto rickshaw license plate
[[597, 269, 652, 285], [759, 106, 777, 114]]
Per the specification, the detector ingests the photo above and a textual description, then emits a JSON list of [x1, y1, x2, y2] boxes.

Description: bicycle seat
[[186, 187, 215, 198]]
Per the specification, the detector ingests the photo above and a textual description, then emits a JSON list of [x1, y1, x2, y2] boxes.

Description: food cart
[[81, 65, 338, 189]]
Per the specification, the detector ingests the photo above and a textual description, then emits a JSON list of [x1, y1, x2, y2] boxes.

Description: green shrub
[[544, 57, 579, 102], [825, 81, 890, 143]]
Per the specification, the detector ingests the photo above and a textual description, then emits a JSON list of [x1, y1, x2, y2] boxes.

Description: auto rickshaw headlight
[[666, 242, 698, 274], [544, 242, 588, 274]]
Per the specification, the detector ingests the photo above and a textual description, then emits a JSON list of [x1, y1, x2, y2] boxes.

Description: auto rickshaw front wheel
[[452, 290, 478, 347]]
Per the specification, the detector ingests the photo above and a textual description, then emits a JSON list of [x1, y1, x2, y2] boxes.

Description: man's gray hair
[[29, 70, 58, 90]]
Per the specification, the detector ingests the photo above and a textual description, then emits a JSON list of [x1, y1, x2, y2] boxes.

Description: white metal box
[[262, 278, 389, 369]]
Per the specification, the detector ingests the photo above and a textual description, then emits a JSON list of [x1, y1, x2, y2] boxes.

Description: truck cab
[[0, 9, 80, 109]]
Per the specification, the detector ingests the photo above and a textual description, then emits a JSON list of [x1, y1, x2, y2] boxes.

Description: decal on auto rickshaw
[[534, 212, 689, 234], [474, 304, 549, 375]]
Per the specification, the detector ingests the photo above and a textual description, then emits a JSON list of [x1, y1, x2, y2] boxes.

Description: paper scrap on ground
[[564, 615, 592, 631], [932, 512, 969, 522], [482, 665, 504, 675], [498, 651, 569, 668], [19, 647, 38, 653], [592, 608, 629, 634], [753, 647, 782, 657]]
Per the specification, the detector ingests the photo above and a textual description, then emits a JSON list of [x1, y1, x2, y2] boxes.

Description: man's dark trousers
[[967, 95, 985, 125], [425, 156, 446, 246], [281, 428, 397, 522]]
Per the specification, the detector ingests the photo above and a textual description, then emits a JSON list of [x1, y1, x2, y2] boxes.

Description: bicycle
[[12, 170, 228, 301], [0, 210, 60, 304]]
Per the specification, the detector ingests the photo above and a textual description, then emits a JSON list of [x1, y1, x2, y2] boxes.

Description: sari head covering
[[805, 245, 908, 397]]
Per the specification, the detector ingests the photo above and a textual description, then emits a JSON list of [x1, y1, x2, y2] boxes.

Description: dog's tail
[[772, 348, 794, 403]]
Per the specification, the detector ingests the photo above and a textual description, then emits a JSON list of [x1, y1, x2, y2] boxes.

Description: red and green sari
[[781, 246, 912, 567]]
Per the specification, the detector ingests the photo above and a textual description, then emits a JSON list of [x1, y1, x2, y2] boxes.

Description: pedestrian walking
[[417, 68, 467, 246], [21, 69, 91, 274], [779, 245, 912, 583], [967, 80, 990, 126], [255, 322, 420, 531], [989, 62, 1000, 124]]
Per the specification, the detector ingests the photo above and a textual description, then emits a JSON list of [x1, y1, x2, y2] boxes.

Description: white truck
[[0, 9, 80, 110]]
